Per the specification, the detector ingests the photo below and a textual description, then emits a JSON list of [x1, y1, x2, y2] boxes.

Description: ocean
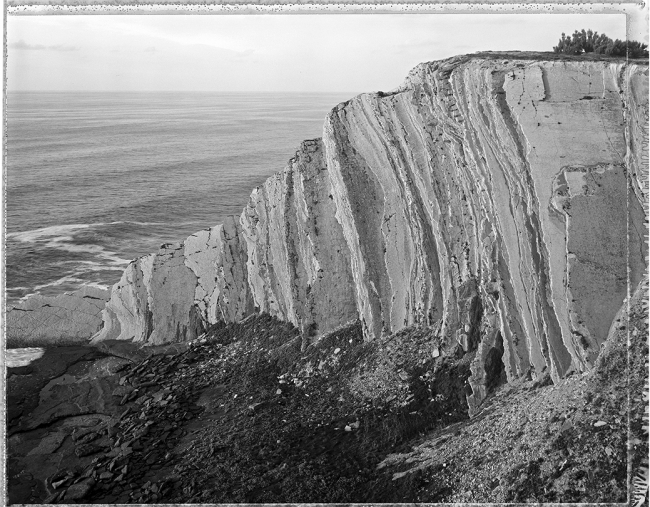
[[5, 91, 355, 307]]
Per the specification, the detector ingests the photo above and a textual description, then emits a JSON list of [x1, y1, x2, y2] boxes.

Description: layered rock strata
[[93, 54, 648, 413]]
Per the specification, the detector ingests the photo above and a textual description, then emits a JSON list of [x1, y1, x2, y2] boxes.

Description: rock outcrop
[[6, 286, 109, 346], [92, 53, 648, 413]]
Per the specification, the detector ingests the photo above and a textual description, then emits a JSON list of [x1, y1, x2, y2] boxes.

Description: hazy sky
[[7, 13, 629, 92]]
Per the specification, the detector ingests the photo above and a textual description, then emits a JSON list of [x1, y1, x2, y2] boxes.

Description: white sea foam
[[7, 223, 129, 304], [9, 223, 133, 268], [7, 223, 94, 242], [14, 277, 111, 304], [42, 239, 131, 267], [8, 92, 343, 309], [13, 275, 112, 307], [105, 220, 180, 226], [66, 260, 123, 271], [6, 220, 183, 242], [83, 281, 111, 291], [16, 293, 38, 304], [32, 275, 86, 292], [9, 289, 38, 305], [13, 281, 111, 306]]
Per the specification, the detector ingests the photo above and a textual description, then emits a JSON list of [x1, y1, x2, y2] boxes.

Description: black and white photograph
[[3, 3, 649, 504]]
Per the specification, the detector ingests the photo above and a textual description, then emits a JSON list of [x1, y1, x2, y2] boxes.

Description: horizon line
[[6, 89, 363, 94]]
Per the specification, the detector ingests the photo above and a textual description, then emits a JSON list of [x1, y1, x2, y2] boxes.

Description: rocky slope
[[6, 275, 647, 503], [90, 52, 647, 417]]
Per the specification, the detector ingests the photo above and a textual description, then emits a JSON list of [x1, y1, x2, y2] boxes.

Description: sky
[[7, 13, 631, 93]]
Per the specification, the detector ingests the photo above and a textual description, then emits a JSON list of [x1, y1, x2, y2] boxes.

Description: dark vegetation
[[554, 29, 648, 58]]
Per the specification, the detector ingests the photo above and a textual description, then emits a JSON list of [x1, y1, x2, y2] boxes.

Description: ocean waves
[[5, 218, 235, 305], [6, 221, 155, 305], [7, 221, 174, 242]]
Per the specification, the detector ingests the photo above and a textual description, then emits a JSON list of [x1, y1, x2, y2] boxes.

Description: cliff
[[91, 53, 648, 414]]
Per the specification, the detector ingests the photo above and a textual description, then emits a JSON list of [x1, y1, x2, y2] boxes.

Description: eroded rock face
[[324, 57, 647, 412], [93, 218, 251, 345], [240, 139, 358, 348], [93, 139, 358, 347], [93, 55, 647, 413]]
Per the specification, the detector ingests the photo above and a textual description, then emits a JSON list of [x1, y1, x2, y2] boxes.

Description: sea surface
[[6, 91, 356, 307]]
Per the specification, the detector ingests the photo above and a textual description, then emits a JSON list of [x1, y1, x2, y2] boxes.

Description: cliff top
[[394, 50, 648, 93], [461, 50, 648, 63], [325, 50, 648, 111], [413, 50, 650, 74]]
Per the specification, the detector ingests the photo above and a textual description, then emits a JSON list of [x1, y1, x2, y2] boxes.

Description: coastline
[[4, 52, 648, 503], [6, 288, 647, 503]]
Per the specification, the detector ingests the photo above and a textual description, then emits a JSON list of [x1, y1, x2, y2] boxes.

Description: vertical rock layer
[[240, 139, 358, 347], [92, 54, 647, 412]]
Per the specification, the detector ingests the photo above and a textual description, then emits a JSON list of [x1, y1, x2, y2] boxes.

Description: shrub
[[554, 29, 648, 58]]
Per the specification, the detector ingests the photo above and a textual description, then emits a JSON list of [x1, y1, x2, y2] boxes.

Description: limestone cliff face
[[95, 141, 358, 347], [239, 139, 358, 344], [96, 216, 252, 345], [322, 56, 647, 411], [93, 54, 647, 412]]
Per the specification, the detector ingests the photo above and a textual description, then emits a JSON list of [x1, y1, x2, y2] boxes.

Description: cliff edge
[[91, 53, 648, 415]]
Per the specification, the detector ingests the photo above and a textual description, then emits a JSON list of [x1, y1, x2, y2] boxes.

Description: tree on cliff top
[[554, 29, 648, 58]]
